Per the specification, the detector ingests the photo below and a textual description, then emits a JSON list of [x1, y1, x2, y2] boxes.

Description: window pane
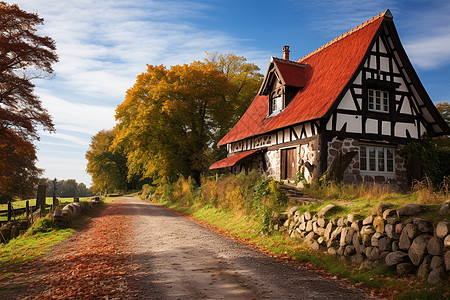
[[368, 90, 374, 110], [383, 92, 389, 112], [375, 91, 381, 110], [369, 146, 376, 171], [387, 148, 394, 172], [360, 146, 367, 170], [377, 147, 385, 171]]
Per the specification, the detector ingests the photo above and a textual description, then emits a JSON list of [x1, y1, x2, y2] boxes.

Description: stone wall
[[265, 150, 281, 180], [276, 202, 450, 284]]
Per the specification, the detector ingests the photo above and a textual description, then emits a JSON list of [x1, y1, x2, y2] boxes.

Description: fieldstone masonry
[[327, 137, 407, 185], [274, 201, 450, 284]]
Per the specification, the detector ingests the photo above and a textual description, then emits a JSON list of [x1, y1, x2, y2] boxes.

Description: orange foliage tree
[[114, 56, 262, 184], [0, 2, 57, 202]]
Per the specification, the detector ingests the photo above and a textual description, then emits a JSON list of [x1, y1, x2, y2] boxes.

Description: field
[[0, 197, 92, 222]]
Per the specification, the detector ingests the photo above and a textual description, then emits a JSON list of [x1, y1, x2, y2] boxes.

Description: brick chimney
[[283, 45, 290, 60]]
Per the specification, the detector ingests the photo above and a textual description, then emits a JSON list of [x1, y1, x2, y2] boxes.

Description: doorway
[[281, 147, 297, 180]]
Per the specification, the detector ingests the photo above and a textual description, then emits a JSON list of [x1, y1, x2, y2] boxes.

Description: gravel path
[[0, 197, 375, 299], [126, 196, 373, 299]]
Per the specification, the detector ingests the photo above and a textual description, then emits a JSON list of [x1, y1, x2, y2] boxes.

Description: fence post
[[7, 201, 12, 222], [36, 184, 47, 215], [26, 200, 30, 219]]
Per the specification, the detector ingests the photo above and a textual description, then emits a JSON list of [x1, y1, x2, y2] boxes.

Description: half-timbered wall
[[228, 120, 320, 155], [327, 24, 434, 141]]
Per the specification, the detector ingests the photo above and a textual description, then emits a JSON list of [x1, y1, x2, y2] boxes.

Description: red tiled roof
[[209, 149, 258, 169], [273, 58, 308, 88], [218, 11, 387, 146]]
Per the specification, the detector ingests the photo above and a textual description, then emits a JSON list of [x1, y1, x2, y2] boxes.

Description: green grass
[[0, 226, 74, 279]]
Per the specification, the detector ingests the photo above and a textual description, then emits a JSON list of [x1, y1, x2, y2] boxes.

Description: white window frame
[[269, 96, 282, 116], [368, 89, 389, 113], [360, 145, 395, 177]]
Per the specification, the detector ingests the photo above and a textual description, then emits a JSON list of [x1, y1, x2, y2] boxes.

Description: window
[[360, 145, 394, 174], [368, 89, 389, 113], [269, 96, 282, 116]]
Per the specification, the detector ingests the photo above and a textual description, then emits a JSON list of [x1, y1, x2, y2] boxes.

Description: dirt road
[[127, 196, 371, 299], [1, 197, 374, 299]]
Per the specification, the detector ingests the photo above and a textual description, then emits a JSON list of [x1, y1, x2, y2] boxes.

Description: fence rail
[[0, 201, 51, 224]]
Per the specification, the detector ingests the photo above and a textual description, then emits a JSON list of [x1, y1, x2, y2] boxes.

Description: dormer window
[[368, 89, 389, 112], [270, 96, 282, 116]]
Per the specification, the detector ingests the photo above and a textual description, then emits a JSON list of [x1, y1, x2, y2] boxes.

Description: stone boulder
[[398, 204, 422, 216], [435, 221, 450, 238], [417, 255, 432, 278], [385, 251, 409, 266], [408, 234, 432, 266], [373, 216, 385, 233], [439, 200, 450, 216], [430, 256, 444, 269], [397, 262, 416, 275], [445, 251, 450, 271], [444, 235, 450, 248], [372, 202, 393, 216], [428, 266, 447, 284], [427, 237, 444, 256], [317, 204, 335, 218]]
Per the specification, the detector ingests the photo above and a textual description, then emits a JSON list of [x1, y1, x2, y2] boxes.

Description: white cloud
[[405, 33, 450, 69], [36, 89, 116, 135]]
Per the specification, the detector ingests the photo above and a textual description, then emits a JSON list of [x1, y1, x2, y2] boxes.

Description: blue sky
[[10, 0, 450, 186]]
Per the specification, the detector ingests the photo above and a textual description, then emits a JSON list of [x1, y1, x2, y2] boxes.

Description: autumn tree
[[0, 2, 58, 203], [86, 129, 142, 193], [205, 53, 263, 162], [114, 55, 262, 184]]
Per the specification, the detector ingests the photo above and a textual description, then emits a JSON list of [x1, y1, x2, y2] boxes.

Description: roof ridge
[[272, 56, 307, 67], [297, 10, 389, 63]]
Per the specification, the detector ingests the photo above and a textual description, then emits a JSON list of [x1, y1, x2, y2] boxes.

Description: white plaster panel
[[294, 125, 302, 139], [379, 37, 387, 53], [369, 55, 377, 69], [420, 122, 426, 136], [382, 121, 390, 135], [353, 88, 362, 95], [337, 114, 361, 133], [432, 124, 442, 133], [366, 118, 378, 134], [337, 90, 357, 110], [395, 122, 418, 138], [305, 123, 312, 137], [400, 98, 412, 114], [284, 128, 291, 142], [326, 117, 333, 130], [394, 77, 408, 92], [366, 71, 372, 80], [354, 72, 362, 84], [380, 57, 389, 72]]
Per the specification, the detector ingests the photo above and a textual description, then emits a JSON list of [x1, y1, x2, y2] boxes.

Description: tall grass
[[149, 171, 288, 233]]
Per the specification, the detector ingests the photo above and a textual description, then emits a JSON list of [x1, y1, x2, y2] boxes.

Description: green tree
[[86, 129, 140, 193]]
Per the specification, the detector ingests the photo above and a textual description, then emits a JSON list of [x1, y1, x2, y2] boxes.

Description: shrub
[[27, 216, 60, 235]]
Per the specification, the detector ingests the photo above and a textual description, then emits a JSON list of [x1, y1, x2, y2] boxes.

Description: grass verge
[[0, 199, 105, 280]]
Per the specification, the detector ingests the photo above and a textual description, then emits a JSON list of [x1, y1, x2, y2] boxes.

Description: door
[[281, 148, 297, 180]]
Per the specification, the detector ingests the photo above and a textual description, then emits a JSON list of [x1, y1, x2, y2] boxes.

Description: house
[[210, 10, 450, 186]]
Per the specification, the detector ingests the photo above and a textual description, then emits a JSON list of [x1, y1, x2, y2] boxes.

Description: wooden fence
[[0, 201, 51, 224]]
